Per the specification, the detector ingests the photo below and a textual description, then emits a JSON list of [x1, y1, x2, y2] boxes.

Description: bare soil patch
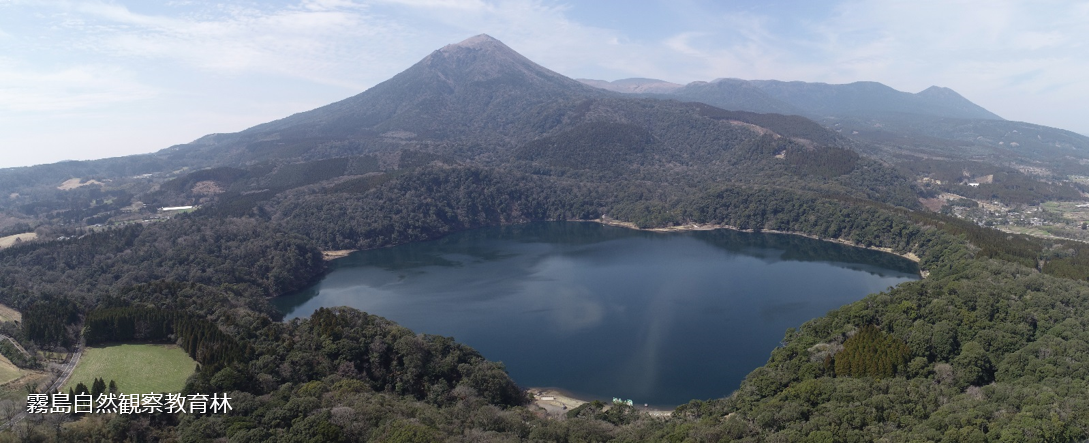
[[919, 197, 945, 212], [191, 180, 224, 195], [57, 178, 104, 190], [0, 233, 36, 249], [322, 250, 356, 260], [0, 304, 20, 323]]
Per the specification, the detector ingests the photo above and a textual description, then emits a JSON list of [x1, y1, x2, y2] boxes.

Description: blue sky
[[1, 0, 1086, 168]]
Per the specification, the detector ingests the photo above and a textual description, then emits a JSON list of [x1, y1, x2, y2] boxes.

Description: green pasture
[[65, 344, 197, 394]]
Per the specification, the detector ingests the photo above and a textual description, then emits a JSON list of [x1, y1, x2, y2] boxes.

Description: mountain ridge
[[578, 76, 1002, 121], [573, 75, 1089, 174], [6, 33, 1089, 442], [247, 34, 599, 129], [576, 78, 683, 94], [1, 33, 1085, 209], [0, 33, 930, 219]]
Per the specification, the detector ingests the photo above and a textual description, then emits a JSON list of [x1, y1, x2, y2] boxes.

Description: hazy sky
[[1, 0, 1086, 168]]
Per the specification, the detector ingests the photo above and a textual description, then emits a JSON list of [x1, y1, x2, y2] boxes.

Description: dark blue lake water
[[273, 222, 919, 407]]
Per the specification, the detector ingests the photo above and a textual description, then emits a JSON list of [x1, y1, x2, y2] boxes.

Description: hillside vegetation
[[4, 34, 1089, 441], [4, 174, 1089, 440]]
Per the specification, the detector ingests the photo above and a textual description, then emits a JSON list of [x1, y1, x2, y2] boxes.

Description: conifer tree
[[91, 378, 105, 398], [834, 325, 911, 378]]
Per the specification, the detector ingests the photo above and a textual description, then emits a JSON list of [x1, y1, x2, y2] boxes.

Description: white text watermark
[[27, 393, 232, 414]]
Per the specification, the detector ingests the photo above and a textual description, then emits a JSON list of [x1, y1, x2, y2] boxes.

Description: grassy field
[[0, 371, 48, 402], [0, 232, 36, 250], [0, 353, 22, 385], [1041, 201, 1089, 223], [0, 303, 20, 323], [1000, 225, 1057, 238], [64, 344, 197, 394]]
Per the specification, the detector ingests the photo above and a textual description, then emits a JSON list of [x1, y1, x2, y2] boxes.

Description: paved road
[[44, 340, 83, 394], [0, 338, 82, 431]]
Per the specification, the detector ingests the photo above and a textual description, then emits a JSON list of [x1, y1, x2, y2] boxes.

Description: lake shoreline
[[575, 217, 927, 278], [320, 219, 925, 276], [321, 249, 356, 261], [528, 388, 673, 418], [280, 221, 921, 406]]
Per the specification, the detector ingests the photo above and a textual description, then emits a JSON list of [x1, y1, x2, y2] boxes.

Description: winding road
[[0, 337, 82, 431]]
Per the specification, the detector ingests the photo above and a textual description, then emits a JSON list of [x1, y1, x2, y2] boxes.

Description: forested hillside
[[0, 34, 929, 236], [4, 34, 1089, 441], [583, 75, 1089, 187], [6, 166, 1089, 440]]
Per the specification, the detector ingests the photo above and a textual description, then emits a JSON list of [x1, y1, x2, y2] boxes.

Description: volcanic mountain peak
[[416, 33, 589, 92], [433, 33, 526, 66], [914, 85, 1003, 120], [234, 34, 598, 145], [918, 85, 957, 97], [441, 33, 505, 51]]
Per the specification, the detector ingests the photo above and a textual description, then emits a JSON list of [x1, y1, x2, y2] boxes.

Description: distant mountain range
[[579, 77, 1001, 121], [3, 34, 1089, 219], [149, 34, 871, 178], [8, 34, 1089, 443], [163, 34, 1087, 175], [578, 75, 1089, 174], [0, 34, 926, 222], [576, 78, 683, 95]]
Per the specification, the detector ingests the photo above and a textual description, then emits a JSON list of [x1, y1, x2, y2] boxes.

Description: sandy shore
[[321, 250, 356, 261], [579, 217, 926, 277], [527, 388, 673, 418]]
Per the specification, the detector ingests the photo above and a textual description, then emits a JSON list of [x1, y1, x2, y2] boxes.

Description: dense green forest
[[7, 32, 1089, 441], [7, 165, 1089, 440]]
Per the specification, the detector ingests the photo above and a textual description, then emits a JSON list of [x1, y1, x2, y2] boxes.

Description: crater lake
[[273, 222, 920, 407]]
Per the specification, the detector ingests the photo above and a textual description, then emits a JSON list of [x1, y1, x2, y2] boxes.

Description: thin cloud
[[797, 0, 1089, 128], [53, 1, 411, 89], [0, 60, 158, 111], [611, 0, 1088, 132], [372, 0, 489, 10], [364, 0, 684, 82], [663, 32, 708, 58], [1, 0, 1087, 169]]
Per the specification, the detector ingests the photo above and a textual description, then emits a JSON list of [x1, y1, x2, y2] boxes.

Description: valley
[[1, 34, 1089, 440]]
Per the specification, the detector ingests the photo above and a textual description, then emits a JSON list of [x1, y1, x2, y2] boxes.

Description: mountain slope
[[247, 34, 602, 138], [160, 34, 879, 182], [915, 85, 1002, 120], [580, 77, 1003, 121], [666, 78, 803, 115], [747, 79, 1003, 120], [0, 34, 924, 227], [576, 78, 683, 94], [580, 75, 1089, 175], [163, 34, 610, 166]]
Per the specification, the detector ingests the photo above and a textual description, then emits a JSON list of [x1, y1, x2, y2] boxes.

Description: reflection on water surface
[[274, 222, 919, 406]]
